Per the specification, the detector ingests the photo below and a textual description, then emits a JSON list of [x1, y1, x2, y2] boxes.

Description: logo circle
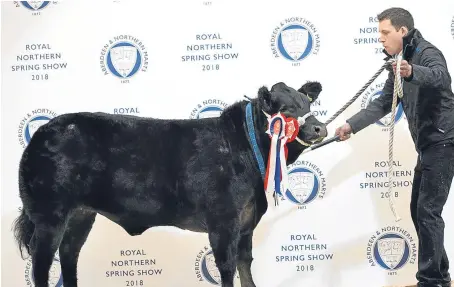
[[201, 250, 221, 285], [20, 1, 50, 11], [277, 24, 314, 62], [106, 42, 143, 79], [25, 115, 52, 143], [200, 250, 239, 285], [190, 100, 228, 119], [373, 233, 410, 271], [285, 167, 320, 205], [19, 113, 55, 148], [25, 256, 63, 287]]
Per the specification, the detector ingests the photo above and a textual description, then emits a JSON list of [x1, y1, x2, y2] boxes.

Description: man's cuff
[[346, 116, 361, 134], [404, 65, 414, 82], [405, 64, 430, 85]]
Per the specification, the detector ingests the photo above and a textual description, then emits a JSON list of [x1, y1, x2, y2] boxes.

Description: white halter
[[261, 110, 315, 146]]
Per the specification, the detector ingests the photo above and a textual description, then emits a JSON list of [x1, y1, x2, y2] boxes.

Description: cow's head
[[257, 81, 328, 161]]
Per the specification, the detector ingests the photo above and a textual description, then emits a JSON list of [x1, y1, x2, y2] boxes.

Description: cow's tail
[[12, 207, 35, 259]]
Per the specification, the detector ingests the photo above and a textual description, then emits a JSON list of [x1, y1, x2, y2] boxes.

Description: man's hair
[[377, 7, 414, 31]]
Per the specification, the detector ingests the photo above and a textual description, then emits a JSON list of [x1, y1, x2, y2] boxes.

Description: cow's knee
[[207, 222, 240, 287]]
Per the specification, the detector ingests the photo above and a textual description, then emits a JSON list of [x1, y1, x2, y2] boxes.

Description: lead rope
[[317, 55, 403, 222], [324, 57, 394, 126], [387, 52, 403, 222]]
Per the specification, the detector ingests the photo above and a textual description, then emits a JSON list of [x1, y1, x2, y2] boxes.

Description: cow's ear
[[298, 81, 322, 103], [258, 86, 273, 113]]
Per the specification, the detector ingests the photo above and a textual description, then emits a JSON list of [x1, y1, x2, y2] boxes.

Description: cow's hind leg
[[207, 217, 240, 287], [59, 209, 97, 287], [29, 214, 68, 287], [237, 232, 256, 287]]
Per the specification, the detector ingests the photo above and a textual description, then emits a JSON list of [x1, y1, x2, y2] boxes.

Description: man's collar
[[382, 28, 422, 61], [402, 28, 422, 60], [402, 28, 418, 48]]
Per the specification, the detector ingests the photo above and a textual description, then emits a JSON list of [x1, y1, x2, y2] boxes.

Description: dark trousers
[[411, 143, 454, 287]]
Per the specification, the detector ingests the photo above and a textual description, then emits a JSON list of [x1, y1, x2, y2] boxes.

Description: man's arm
[[406, 47, 452, 90], [346, 70, 399, 134]]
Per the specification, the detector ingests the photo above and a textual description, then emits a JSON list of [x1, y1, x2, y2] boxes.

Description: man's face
[[378, 19, 407, 55]]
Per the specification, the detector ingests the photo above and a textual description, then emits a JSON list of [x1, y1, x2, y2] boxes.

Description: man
[[335, 7, 454, 287]]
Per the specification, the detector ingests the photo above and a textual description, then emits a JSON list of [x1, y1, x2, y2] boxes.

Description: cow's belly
[[173, 215, 209, 233], [95, 204, 209, 236]]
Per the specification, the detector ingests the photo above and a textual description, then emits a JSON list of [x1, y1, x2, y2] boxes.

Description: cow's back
[[20, 111, 239, 234]]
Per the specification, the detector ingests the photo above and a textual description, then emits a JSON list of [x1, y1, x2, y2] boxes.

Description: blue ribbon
[[245, 102, 284, 206], [274, 138, 282, 197], [245, 102, 266, 179]]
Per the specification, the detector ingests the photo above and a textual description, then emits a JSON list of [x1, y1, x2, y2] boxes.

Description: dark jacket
[[347, 28, 454, 153]]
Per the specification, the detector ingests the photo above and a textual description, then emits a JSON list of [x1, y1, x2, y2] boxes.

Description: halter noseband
[[261, 110, 314, 146]]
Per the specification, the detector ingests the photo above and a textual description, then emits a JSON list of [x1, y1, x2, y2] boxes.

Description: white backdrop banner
[[2, 1, 454, 287]]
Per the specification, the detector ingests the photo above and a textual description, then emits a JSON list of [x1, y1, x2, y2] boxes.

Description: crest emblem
[[367, 227, 416, 272], [20, 1, 50, 10], [373, 233, 410, 270], [201, 251, 221, 284], [100, 35, 148, 81], [26, 116, 51, 142], [288, 171, 315, 203], [196, 248, 240, 285], [284, 166, 322, 206], [377, 236, 406, 269], [270, 18, 320, 63], [280, 25, 310, 61], [107, 42, 142, 78], [18, 110, 57, 148]]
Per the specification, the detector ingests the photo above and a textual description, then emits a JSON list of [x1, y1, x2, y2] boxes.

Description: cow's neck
[[244, 101, 271, 180]]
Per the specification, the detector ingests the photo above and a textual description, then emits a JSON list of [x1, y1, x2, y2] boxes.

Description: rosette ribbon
[[264, 112, 299, 206]]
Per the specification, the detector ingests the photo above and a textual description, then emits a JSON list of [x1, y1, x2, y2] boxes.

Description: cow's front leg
[[207, 216, 240, 287], [237, 232, 256, 287]]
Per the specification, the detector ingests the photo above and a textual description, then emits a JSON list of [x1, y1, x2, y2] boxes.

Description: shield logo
[[288, 171, 314, 203], [377, 237, 405, 269], [202, 252, 221, 284], [201, 250, 240, 285], [109, 43, 139, 78], [21, 1, 49, 10], [280, 26, 310, 61]]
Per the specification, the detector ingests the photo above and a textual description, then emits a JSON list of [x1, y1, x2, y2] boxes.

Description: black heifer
[[13, 81, 328, 287]]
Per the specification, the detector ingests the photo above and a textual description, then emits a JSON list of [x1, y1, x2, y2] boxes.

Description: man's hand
[[392, 60, 412, 78], [335, 123, 352, 141]]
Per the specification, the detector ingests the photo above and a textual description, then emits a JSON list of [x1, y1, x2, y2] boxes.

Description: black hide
[[13, 81, 327, 287]]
